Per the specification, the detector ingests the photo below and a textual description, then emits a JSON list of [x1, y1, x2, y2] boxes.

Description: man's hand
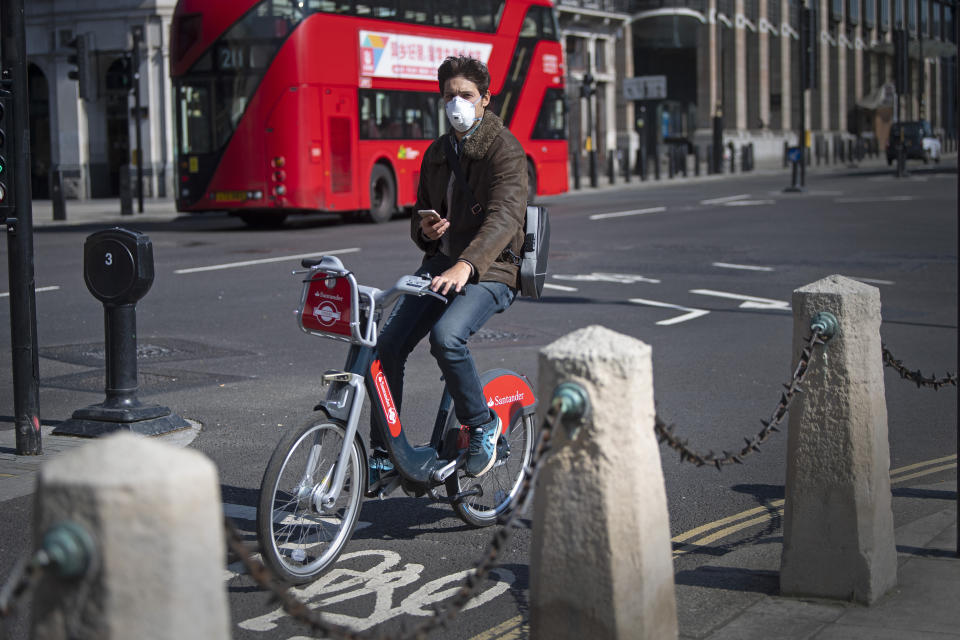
[[431, 261, 471, 295], [420, 216, 450, 241]]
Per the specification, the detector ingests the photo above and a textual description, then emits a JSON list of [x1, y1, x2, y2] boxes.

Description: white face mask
[[445, 95, 482, 133]]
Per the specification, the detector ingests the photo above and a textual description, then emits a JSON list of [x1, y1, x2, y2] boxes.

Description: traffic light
[[66, 34, 90, 99], [0, 91, 11, 210], [893, 28, 909, 95], [581, 71, 595, 99]]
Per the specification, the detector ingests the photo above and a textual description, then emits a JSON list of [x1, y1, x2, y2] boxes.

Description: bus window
[[178, 85, 213, 154], [532, 88, 566, 140], [359, 90, 438, 140], [520, 5, 558, 41]]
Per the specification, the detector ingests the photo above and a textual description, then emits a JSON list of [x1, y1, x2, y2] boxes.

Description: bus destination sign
[[360, 31, 493, 82]]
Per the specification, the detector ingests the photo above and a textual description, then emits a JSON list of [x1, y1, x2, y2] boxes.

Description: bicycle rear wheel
[[445, 411, 534, 527], [257, 416, 364, 583]]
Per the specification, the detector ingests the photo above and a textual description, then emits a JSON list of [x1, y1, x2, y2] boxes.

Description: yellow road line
[[890, 454, 957, 477], [890, 463, 956, 485], [671, 499, 785, 544], [468, 614, 526, 640]]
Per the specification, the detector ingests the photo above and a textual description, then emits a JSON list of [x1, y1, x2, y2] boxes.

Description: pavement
[[5, 153, 959, 639]]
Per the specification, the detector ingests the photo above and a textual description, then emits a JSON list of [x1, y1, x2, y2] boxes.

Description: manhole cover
[[41, 368, 250, 395], [41, 337, 253, 367]]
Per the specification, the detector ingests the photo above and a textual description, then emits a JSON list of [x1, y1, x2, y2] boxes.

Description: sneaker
[[368, 450, 394, 487], [465, 412, 502, 477]]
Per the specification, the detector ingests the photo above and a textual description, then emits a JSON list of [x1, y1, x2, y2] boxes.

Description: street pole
[[132, 25, 144, 213], [1, 0, 42, 455]]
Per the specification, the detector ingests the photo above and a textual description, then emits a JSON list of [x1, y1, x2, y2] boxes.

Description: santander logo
[[487, 391, 525, 407], [372, 363, 401, 437]]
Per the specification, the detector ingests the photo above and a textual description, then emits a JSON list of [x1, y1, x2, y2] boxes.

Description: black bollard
[[54, 229, 190, 437], [607, 150, 615, 185], [653, 144, 661, 180], [573, 151, 581, 190], [706, 144, 713, 174], [728, 142, 735, 174], [668, 145, 676, 179], [622, 148, 631, 183], [51, 169, 66, 221]]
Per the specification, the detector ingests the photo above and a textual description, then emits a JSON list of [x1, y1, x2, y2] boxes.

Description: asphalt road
[[1, 160, 957, 639]]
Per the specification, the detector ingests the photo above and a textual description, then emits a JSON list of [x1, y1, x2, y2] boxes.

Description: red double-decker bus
[[170, 0, 568, 227]]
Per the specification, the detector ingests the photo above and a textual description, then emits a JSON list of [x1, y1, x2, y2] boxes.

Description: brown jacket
[[411, 111, 528, 289]]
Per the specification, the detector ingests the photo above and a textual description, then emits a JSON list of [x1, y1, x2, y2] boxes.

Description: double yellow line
[[672, 454, 957, 558], [471, 455, 956, 640]]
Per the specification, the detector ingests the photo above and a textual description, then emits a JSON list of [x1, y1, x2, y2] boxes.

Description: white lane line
[[700, 194, 751, 205], [835, 195, 915, 203], [712, 262, 774, 272], [543, 283, 578, 292], [851, 276, 896, 285], [175, 247, 361, 274], [552, 273, 661, 284], [723, 199, 776, 206], [589, 206, 666, 221], [628, 298, 710, 325], [690, 289, 791, 311], [0, 285, 60, 298]]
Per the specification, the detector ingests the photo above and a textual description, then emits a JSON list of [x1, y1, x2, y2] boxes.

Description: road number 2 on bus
[[236, 549, 514, 633]]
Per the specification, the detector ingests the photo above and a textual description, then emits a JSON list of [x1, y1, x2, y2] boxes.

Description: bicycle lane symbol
[[236, 549, 515, 633]]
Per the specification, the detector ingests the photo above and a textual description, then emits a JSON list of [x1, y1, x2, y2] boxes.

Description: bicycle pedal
[[452, 486, 483, 504]]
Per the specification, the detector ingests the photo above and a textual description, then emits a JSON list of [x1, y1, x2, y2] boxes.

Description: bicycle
[[256, 255, 537, 584]]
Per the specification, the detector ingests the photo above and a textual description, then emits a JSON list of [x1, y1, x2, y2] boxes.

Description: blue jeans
[[373, 254, 516, 449]]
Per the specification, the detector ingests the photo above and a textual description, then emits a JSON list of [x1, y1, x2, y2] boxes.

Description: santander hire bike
[[256, 255, 537, 583]]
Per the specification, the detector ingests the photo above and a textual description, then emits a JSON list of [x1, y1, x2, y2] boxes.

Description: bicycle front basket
[[297, 269, 359, 343]]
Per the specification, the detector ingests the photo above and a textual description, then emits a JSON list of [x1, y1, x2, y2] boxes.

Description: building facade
[[562, 0, 957, 169], [24, 0, 176, 200]]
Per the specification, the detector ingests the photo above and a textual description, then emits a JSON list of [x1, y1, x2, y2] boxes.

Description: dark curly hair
[[437, 56, 490, 96]]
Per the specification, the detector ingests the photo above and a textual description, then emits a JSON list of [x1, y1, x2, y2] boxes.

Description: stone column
[[33, 433, 230, 639], [531, 325, 677, 640], [780, 275, 898, 605]]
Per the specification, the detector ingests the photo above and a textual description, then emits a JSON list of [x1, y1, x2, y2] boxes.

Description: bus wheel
[[368, 165, 396, 223], [238, 211, 288, 228], [526, 159, 537, 204]]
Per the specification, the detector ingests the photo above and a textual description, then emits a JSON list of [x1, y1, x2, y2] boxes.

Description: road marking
[[890, 454, 957, 477], [589, 206, 666, 220], [722, 199, 776, 206], [628, 298, 710, 325], [851, 276, 896, 285], [542, 283, 578, 292], [469, 614, 526, 640], [700, 194, 751, 205], [690, 289, 791, 311], [835, 195, 915, 203], [712, 262, 774, 272], [0, 285, 60, 298], [671, 455, 957, 558], [553, 272, 661, 284], [174, 247, 360, 274]]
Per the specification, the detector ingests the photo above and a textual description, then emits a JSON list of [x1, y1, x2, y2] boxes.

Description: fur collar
[[459, 111, 505, 161]]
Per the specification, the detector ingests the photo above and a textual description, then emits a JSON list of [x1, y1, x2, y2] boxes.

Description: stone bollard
[[531, 325, 677, 640], [780, 275, 897, 605], [33, 433, 230, 639]]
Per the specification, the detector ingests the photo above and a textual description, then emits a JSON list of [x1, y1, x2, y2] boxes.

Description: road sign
[[623, 75, 667, 101]]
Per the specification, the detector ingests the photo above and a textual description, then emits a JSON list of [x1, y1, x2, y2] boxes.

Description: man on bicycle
[[373, 55, 528, 478]]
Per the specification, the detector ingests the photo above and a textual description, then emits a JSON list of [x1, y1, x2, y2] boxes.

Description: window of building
[[848, 0, 859, 25], [864, 0, 875, 29], [879, 0, 889, 30]]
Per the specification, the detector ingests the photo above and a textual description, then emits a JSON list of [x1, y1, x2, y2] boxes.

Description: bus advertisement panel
[[171, 0, 568, 227]]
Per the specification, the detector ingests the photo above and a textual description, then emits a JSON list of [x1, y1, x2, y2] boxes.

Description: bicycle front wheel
[[446, 411, 535, 527], [256, 416, 364, 583]]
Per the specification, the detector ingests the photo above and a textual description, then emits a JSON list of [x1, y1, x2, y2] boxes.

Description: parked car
[[886, 120, 941, 165]]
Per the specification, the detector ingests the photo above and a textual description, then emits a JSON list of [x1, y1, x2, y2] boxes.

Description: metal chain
[[654, 329, 828, 469], [0, 552, 49, 618], [225, 403, 562, 640], [882, 344, 957, 390]]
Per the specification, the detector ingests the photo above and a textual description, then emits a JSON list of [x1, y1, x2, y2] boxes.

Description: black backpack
[[442, 138, 550, 300]]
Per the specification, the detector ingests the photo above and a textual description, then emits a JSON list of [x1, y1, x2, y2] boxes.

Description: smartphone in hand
[[418, 209, 441, 224]]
